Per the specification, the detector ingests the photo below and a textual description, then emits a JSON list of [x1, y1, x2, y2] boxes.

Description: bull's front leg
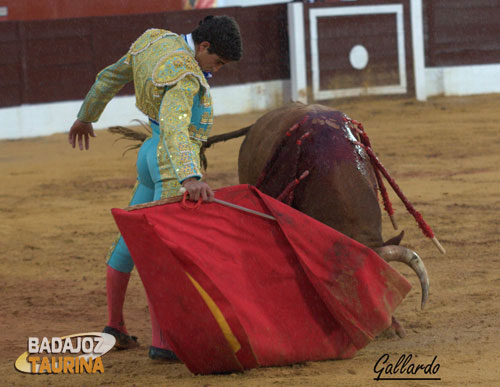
[[391, 316, 406, 338]]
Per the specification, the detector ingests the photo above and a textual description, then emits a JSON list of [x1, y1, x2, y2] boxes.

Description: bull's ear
[[384, 230, 405, 246]]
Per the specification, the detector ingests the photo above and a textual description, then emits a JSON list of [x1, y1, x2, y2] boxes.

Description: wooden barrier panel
[[0, 5, 290, 107], [304, 0, 414, 100], [0, 21, 22, 107], [316, 13, 400, 90], [0, 0, 183, 21], [424, 0, 500, 67], [20, 18, 96, 104]]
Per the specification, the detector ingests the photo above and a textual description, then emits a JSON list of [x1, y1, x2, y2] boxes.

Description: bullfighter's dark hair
[[191, 15, 243, 61]]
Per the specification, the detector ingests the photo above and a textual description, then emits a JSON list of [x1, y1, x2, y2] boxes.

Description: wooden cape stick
[[125, 195, 184, 211], [125, 191, 277, 221]]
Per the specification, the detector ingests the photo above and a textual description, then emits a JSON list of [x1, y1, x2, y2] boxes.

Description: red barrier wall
[[424, 0, 500, 67], [0, 5, 290, 108], [0, 0, 183, 21]]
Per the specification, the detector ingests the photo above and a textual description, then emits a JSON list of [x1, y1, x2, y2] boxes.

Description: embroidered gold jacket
[[77, 28, 213, 184]]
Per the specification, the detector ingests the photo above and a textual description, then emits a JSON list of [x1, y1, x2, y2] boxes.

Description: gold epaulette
[[129, 28, 177, 55], [152, 50, 209, 91]]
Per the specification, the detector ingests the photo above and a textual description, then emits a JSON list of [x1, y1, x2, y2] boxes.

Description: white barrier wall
[[0, 79, 290, 140], [425, 64, 500, 98]]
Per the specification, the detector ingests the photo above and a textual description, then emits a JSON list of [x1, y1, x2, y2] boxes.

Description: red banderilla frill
[[349, 119, 445, 255]]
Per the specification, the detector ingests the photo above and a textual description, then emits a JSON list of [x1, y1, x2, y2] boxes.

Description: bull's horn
[[373, 245, 429, 310]]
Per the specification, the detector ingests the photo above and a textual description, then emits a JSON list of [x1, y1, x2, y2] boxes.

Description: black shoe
[[103, 326, 139, 350], [148, 346, 179, 361]]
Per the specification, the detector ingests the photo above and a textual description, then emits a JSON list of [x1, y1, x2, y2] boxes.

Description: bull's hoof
[[103, 326, 140, 350], [391, 316, 407, 338], [149, 346, 180, 361], [377, 317, 407, 339]]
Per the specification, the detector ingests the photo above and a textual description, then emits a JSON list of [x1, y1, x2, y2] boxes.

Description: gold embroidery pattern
[[160, 179, 183, 199], [187, 92, 213, 142], [156, 141, 176, 181], [190, 133, 208, 142], [128, 29, 177, 56], [200, 93, 211, 107], [200, 111, 213, 125], [152, 51, 209, 91], [131, 35, 183, 119], [157, 75, 204, 182]]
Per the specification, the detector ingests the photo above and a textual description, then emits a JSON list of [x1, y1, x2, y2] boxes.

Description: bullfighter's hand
[[181, 178, 214, 202], [68, 119, 96, 150]]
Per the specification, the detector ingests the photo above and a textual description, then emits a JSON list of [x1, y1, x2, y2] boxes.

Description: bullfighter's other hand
[[181, 178, 214, 202], [68, 119, 96, 150]]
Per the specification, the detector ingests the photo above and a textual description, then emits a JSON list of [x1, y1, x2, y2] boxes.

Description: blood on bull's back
[[238, 103, 384, 248]]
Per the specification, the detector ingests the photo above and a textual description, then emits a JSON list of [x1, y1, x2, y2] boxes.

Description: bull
[[203, 103, 430, 330]]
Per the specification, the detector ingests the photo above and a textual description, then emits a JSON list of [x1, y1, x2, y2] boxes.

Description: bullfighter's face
[[195, 41, 230, 73]]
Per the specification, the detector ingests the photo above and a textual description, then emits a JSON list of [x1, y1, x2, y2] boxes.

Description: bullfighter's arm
[[77, 54, 133, 123], [157, 75, 203, 190]]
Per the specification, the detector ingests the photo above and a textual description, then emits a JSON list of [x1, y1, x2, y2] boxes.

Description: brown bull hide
[[238, 103, 384, 248]]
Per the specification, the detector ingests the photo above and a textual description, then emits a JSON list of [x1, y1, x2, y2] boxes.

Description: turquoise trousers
[[107, 120, 165, 273]]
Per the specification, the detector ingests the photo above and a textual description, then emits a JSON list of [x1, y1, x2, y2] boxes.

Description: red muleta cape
[[112, 184, 411, 374]]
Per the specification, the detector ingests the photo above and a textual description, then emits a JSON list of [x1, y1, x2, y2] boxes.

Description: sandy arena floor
[[1, 94, 499, 386]]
